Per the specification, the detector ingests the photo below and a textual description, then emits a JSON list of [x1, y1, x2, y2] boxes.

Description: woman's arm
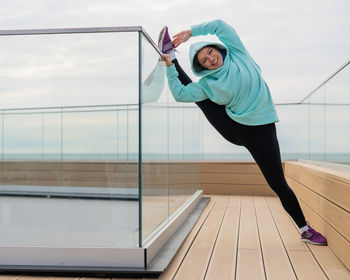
[[163, 55, 208, 102], [174, 19, 247, 54]]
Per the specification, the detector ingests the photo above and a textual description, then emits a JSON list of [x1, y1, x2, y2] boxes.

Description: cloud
[[0, 0, 349, 157]]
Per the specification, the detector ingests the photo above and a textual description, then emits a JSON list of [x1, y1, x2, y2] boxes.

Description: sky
[[0, 0, 349, 104], [0, 0, 349, 158]]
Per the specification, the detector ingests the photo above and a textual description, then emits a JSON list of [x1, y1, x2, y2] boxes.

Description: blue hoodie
[[166, 19, 279, 126]]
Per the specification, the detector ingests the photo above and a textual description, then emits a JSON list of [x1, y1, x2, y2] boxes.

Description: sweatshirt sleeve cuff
[[191, 24, 201, 37], [166, 63, 178, 78]]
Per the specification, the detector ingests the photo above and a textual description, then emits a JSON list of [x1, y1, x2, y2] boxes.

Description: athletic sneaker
[[158, 26, 175, 54], [301, 226, 327, 246]]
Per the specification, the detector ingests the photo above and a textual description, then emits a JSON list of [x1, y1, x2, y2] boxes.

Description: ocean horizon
[[0, 153, 349, 165]]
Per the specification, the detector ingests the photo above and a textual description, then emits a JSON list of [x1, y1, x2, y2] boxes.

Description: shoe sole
[[301, 239, 327, 246], [158, 27, 167, 50]]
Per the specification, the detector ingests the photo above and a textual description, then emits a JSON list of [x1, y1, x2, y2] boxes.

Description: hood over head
[[189, 41, 228, 77]]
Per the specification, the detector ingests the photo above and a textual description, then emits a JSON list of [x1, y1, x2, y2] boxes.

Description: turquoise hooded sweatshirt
[[166, 19, 279, 126]]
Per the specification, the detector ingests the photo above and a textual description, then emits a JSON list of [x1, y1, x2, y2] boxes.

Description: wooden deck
[[1, 195, 349, 280]]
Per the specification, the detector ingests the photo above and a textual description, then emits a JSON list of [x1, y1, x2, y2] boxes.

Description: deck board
[[265, 196, 308, 251], [172, 196, 229, 280], [288, 251, 328, 280], [236, 249, 265, 280], [1, 195, 349, 280], [254, 196, 297, 280], [157, 196, 216, 280], [238, 196, 260, 250], [204, 196, 240, 280]]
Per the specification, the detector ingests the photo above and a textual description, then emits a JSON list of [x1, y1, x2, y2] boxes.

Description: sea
[[1, 152, 349, 165]]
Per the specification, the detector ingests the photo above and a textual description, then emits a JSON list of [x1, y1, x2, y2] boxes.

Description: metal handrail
[[0, 26, 143, 36], [0, 103, 139, 112], [299, 59, 350, 104], [0, 26, 163, 57]]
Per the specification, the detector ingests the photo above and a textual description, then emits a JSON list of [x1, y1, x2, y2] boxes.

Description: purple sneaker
[[158, 26, 175, 54], [301, 226, 327, 246]]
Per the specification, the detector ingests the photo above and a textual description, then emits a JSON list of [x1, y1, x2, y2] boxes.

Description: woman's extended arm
[[163, 54, 208, 103], [173, 19, 247, 54]]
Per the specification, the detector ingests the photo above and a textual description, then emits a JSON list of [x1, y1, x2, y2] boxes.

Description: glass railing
[[140, 32, 200, 243], [277, 60, 350, 165], [0, 105, 139, 249], [200, 60, 350, 165], [0, 26, 201, 270]]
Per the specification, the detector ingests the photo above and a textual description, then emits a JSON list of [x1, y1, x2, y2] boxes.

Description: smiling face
[[196, 46, 223, 70]]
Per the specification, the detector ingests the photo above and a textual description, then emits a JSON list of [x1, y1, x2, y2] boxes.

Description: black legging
[[172, 59, 307, 228]]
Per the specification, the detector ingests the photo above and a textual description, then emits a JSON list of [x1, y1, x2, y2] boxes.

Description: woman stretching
[[158, 19, 327, 245]]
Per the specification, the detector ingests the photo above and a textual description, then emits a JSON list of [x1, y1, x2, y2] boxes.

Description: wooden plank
[[112, 278, 150, 280], [285, 162, 350, 212], [200, 184, 274, 196], [169, 173, 200, 184], [299, 199, 350, 270], [306, 245, 350, 280], [173, 196, 229, 280], [3, 170, 133, 182], [227, 195, 241, 208], [0, 276, 23, 280], [239, 196, 260, 249], [63, 171, 138, 181], [254, 197, 297, 280], [288, 161, 350, 181], [50, 276, 80, 280], [204, 195, 240, 279], [265, 196, 308, 251], [266, 195, 348, 279], [169, 162, 200, 174], [158, 196, 216, 280], [62, 162, 138, 172], [143, 163, 169, 174], [200, 162, 262, 173], [142, 207, 168, 240], [201, 173, 267, 185], [12, 277, 51, 280], [286, 176, 350, 241], [236, 249, 265, 280], [169, 195, 189, 215], [1, 180, 138, 188], [1, 161, 138, 172], [288, 251, 328, 280], [62, 181, 138, 188]]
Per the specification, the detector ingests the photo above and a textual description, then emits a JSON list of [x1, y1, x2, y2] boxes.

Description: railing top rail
[[0, 103, 139, 112], [0, 25, 163, 60], [0, 26, 143, 36], [299, 59, 350, 103], [140, 27, 163, 57]]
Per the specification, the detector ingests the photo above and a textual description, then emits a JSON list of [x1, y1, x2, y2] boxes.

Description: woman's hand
[[172, 30, 192, 48], [162, 54, 172, 66]]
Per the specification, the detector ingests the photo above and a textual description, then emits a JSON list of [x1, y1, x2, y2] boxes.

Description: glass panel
[[325, 103, 350, 164], [0, 32, 140, 248], [0, 32, 138, 108], [140, 34, 202, 243], [200, 111, 251, 161], [183, 106, 200, 197], [309, 87, 326, 162], [141, 34, 169, 243], [325, 64, 350, 104], [324, 64, 350, 164], [169, 105, 186, 216], [43, 112, 61, 161], [275, 104, 309, 161]]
